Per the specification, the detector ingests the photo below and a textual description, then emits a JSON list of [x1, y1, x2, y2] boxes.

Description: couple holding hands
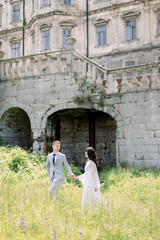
[[46, 140, 103, 209]]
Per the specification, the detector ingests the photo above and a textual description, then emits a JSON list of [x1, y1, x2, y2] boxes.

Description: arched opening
[[46, 109, 117, 169], [0, 107, 32, 148]]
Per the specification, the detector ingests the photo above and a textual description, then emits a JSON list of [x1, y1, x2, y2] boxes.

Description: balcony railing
[[0, 48, 160, 94]]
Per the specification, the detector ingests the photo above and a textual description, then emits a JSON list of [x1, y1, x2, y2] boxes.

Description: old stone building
[[0, 0, 160, 169]]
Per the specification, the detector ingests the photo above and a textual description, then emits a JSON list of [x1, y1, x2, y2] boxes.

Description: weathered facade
[[0, 0, 160, 168]]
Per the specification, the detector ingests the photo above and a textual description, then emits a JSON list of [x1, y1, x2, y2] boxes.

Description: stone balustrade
[[0, 48, 160, 94], [72, 50, 108, 88], [109, 62, 160, 93], [0, 50, 71, 80], [72, 51, 160, 94]]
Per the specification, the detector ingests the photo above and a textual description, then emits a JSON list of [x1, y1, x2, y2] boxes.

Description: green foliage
[[0, 146, 160, 239], [73, 96, 85, 104], [65, 163, 82, 187], [119, 160, 127, 168], [97, 98, 104, 106], [8, 147, 29, 172], [73, 95, 92, 105]]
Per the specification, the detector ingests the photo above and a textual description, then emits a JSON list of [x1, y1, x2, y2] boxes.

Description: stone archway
[[46, 108, 116, 169], [0, 107, 32, 148]]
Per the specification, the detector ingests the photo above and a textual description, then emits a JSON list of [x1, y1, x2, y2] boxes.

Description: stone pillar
[[66, 37, 76, 71], [32, 128, 45, 154], [107, 72, 117, 94]]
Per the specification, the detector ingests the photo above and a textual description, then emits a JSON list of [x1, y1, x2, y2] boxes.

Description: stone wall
[[0, 45, 160, 168], [95, 112, 116, 166], [46, 109, 116, 169], [116, 91, 160, 168], [0, 0, 160, 64], [0, 107, 31, 147]]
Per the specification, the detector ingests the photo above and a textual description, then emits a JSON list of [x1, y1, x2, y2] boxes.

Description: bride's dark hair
[[85, 147, 98, 166]]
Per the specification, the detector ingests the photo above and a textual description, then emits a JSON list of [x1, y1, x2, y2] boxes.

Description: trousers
[[49, 179, 64, 198]]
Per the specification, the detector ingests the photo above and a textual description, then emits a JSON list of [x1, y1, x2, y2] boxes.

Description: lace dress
[[78, 160, 103, 209]]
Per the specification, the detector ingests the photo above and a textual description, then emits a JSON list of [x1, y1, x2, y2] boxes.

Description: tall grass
[[0, 146, 160, 239]]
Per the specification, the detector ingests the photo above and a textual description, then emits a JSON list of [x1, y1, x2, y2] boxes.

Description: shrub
[[8, 147, 29, 172]]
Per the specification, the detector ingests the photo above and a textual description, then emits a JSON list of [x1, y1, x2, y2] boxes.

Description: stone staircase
[[0, 39, 160, 98]]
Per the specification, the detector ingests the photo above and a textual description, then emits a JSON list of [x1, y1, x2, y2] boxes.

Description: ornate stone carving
[[9, 0, 22, 4], [59, 20, 76, 27], [121, 11, 141, 20], [39, 23, 52, 29], [93, 18, 110, 26]]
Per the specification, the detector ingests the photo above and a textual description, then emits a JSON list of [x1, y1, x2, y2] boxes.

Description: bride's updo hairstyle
[[85, 147, 98, 166]]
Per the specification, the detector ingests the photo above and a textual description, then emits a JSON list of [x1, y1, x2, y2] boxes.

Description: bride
[[76, 147, 103, 209]]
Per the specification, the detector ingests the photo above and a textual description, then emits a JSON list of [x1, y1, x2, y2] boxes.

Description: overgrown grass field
[[0, 146, 160, 240]]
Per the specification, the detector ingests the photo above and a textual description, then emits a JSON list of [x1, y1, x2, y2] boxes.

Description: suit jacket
[[46, 152, 73, 183]]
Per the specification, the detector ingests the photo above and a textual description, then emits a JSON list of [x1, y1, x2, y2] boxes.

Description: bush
[[8, 147, 29, 172]]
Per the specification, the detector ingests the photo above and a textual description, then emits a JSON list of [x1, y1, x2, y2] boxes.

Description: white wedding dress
[[78, 160, 103, 209]]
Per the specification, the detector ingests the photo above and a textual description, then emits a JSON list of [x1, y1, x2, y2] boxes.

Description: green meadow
[[0, 146, 160, 240]]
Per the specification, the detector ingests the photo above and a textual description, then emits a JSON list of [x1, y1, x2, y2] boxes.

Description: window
[[158, 14, 160, 35], [42, 0, 49, 6], [96, 25, 106, 46], [63, 29, 71, 48], [12, 43, 20, 58], [101, 71, 104, 80], [64, 0, 71, 5], [32, 0, 34, 12], [125, 61, 135, 67], [126, 19, 136, 41], [32, 33, 35, 53], [42, 30, 49, 50], [125, 61, 135, 77], [13, 5, 20, 22]]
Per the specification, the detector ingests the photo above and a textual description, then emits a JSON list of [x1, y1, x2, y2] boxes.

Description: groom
[[46, 140, 76, 198]]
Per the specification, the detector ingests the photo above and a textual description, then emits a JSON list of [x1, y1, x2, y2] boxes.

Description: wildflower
[[20, 217, 27, 229], [45, 216, 50, 227], [53, 229, 57, 240], [78, 231, 85, 239]]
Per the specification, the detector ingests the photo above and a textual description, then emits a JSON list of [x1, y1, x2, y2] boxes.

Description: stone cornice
[[9, 0, 22, 4], [90, 44, 160, 59], [89, 0, 156, 15], [121, 11, 141, 20], [0, 9, 83, 35], [0, 27, 23, 36], [39, 23, 52, 29], [26, 10, 84, 29], [92, 18, 110, 26], [9, 36, 22, 42], [0, 9, 84, 35], [59, 20, 76, 27]]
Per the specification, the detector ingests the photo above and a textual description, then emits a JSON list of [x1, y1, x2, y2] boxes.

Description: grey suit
[[46, 151, 73, 198]]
